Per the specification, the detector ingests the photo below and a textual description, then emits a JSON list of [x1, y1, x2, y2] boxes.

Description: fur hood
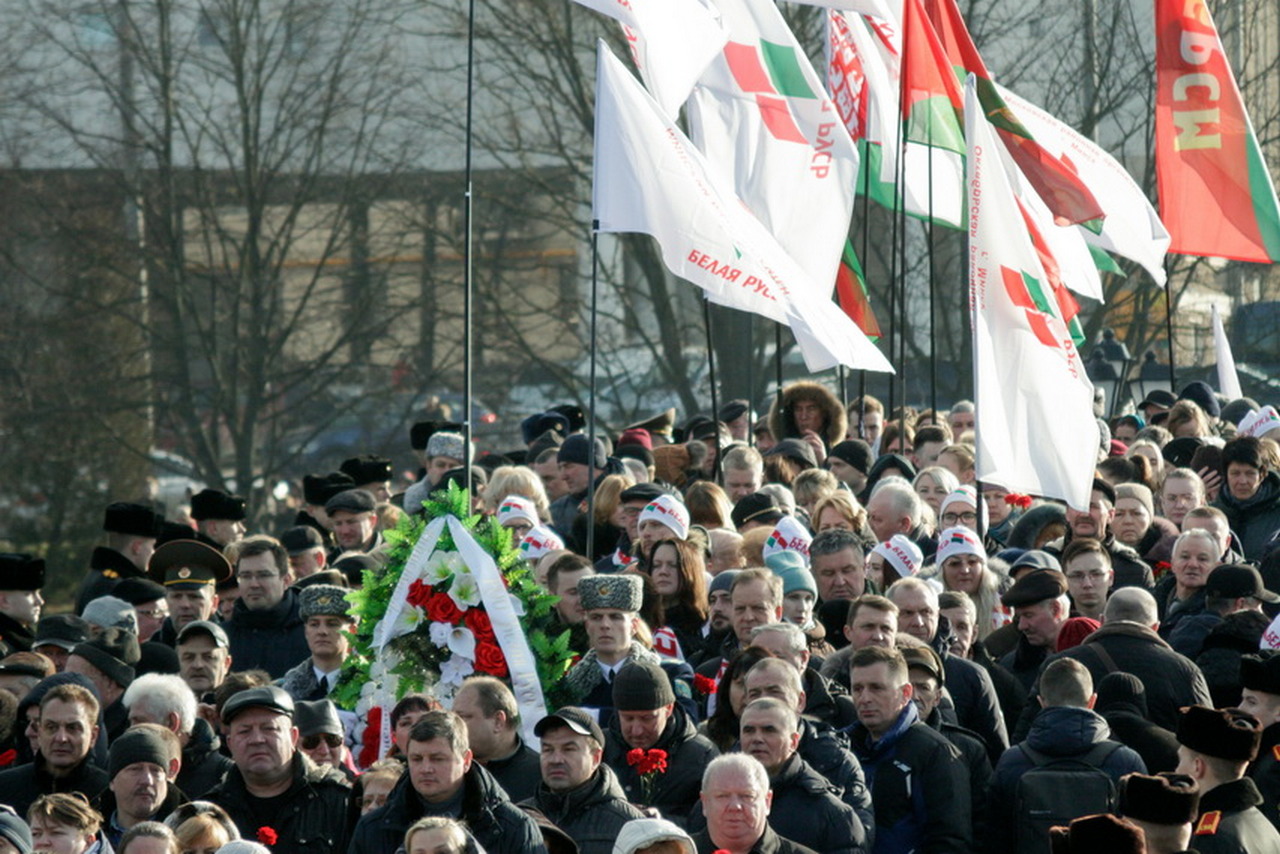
[[768, 381, 847, 449]]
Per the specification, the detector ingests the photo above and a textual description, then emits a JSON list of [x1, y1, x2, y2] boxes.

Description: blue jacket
[[985, 705, 1146, 854], [848, 703, 971, 854]]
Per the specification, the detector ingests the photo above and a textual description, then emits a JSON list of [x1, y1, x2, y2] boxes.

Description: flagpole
[[703, 296, 719, 433], [775, 323, 784, 407], [927, 104, 938, 420], [748, 316, 755, 448], [586, 226, 600, 559], [461, 0, 476, 498], [1163, 259, 1178, 390]]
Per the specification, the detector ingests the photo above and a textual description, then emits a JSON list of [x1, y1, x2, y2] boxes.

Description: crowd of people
[[3, 378, 1280, 853]]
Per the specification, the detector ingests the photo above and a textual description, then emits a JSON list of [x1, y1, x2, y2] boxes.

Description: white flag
[[687, 0, 860, 290], [1000, 85, 1171, 286], [592, 44, 892, 373], [1212, 304, 1243, 400], [966, 76, 1098, 510], [570, 0, 727, 118], [788, 0, 896, 19]]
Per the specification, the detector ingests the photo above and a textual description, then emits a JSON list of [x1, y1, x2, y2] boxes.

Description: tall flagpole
[[703, 297, 719, 430], [461, 0, 476, 496], [1163, 259, 1177, 390], [586, 228, 600, 558]]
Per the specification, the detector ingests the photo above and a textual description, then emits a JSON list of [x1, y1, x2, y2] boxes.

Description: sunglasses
[[301, 733, 342, 750]]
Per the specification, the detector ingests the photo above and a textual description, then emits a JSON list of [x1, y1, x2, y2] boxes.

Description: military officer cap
[[0, 554, 45, 591], [624, 408, 676, 442], [102, 502, 163, 538], [299, 584, 352, 621], [190, 489, 246, 522], [340, 455, 393, 486], [1176, 705, 1262, 762], [1001, 569, 1069, 608], [1241, 651, 1280, 696], [148, 539, 232, 590], [578, 574, 644, 613], [303, 472, 356, 506]]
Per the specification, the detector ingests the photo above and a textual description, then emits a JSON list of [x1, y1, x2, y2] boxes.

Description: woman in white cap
[[866, 535, 924, 590], [611, 818, 694, 854]]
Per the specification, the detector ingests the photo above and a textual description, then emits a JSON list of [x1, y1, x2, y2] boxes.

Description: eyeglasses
[[136, 608, 168, 619], [941, 511, 978, 525], [236, 571, 279, 582], [301, 733, 342, 750]]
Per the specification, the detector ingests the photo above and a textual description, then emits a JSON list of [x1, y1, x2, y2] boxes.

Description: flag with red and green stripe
[[835, 240, 882, 340]]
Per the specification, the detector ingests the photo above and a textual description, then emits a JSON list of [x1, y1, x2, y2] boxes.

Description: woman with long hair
[[639, 540, 709, 663]]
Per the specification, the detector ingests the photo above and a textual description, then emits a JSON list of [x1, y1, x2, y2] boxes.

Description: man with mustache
[[99, 724, 185, 847]]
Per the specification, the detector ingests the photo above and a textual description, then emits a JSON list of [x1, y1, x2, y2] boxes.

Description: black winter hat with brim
[[71, 627, 140, 689]]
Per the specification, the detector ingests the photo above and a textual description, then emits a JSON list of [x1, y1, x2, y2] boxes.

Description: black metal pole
[[461, 0, 476, 498], [586, 227, 600, 558], [775, 322, 784, 408], [704, 298, 719, 423], [748, 316, 755, 447], [1163, 267, 1178, 391]]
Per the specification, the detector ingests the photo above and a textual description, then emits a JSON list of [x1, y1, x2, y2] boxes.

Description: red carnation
[[627, 748, 646, 767], [465, 608, 496, 641], [426, 591, 466, 624], [257, 827, 278, 846], [639, 749, 668, 775], [474, 640, 509, 678], [714, 850, 731, 854], [693, 674, 717, 695], [406, 579, 433, 609]]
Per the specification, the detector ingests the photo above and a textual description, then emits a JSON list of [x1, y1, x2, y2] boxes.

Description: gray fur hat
[[578, 574, 643, 613]]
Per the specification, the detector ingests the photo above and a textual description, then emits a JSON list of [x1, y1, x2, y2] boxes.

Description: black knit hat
[[1176, 705, 1262, 762], [102, 502, 163, 538], [1240, 651, 1280, 696], [828, 440, 873, 475], [731, 493, 784, 529], [303, 472, 356, 506], [190, 489, 246, 522], [0, 554, 45, 591], [613, 662, 676, 712], [108, 726, 174, 777], [1119, 772, 1201, 825], [71, 627, 140, 689], [340, 455, 393, 485], [558, 435, 607, 468]]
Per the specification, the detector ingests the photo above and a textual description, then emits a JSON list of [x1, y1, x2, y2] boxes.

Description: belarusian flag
[[965, 74, 1097, 511], [835, 240, 882, 340], [1155, 0, 1280, 262], [688, 0, 861, 290], [923, 0, 1103, 227]]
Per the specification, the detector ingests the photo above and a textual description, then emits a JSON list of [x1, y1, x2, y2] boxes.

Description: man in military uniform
[[76, 502, 163, 613], [1174, 705, 1280, 851], [339, 455, 393, 502], [279, 584, 354, 702], [190, 489, 247, 548], [0, 554, 44, 655], [1240, 651, 1280, 831], [297, 473, 354, 545], [147, 539, 232, 646], [1119, 772, 1202, 854]]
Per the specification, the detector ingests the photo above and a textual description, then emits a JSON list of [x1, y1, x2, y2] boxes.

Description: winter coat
[[939, 651, 1009, 764], [0, 756, 109, 819], [482, 737, 541, 804], [1215, 470, 1280, 562], [923, 707, 991, 842], [1013, 621, 1212, 740], [763, 754, 867, 854], [207, 753, 352, 854], [1249, 721, 1280, 832], [1134, 516, 1180, 568], [796, 718, 874, 844], [1190, 777, 1280, 853], [848, 702, 971, 854], [351, 762, 545, 854], [279, 657, 332, 702], [999, 635, 1049, 694], [14, 673, 109, 768], [984, 706, 1146, 854], [1155, 572, 1208, 640], [1197, 610, 1272, 708], [603, 705, 718, 825], [801, 666, 856, 729], [0, 612, 34, 659], [523, 765, 644, 854], [76, 547, 146, 614], [222, 588, 310, 678], [768, 381, 847, 451], [969, 639, 1026, 737], [1095, 692, 1181, 774], [1167, 610, 1222, 659], [691, 826, 818, 854], [179, 717, 234, 799]]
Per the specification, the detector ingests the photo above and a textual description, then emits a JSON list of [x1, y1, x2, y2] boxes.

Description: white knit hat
[[497, 495, 538, 527], [638, 494, 690, 541], [872, 534, 924, 578], [935, 526, 986, 564], [519, 525, 564, 560], [760, 515, 813, 565], [612, 818, 695, 854]]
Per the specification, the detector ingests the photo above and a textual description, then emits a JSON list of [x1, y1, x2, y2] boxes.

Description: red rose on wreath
[[465, 608, 496, 641], [474, 640, 509, 678], [257, 827, 278, 846], [426, 591, 466, 624], [693, 674, 717, 695], [358, 706, 383, 768], [406, 579, 433, 610]]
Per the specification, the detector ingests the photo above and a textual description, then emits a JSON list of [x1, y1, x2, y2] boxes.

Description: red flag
[[1155, 0, 1280, 262], [900, 0, 964, 153], [834, 240, 881, 340], [923, 0, 1104, 227]]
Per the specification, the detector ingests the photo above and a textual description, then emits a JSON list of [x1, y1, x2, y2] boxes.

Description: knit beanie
[[760, 516, 812, 564], [612, 661, 676, 711], [764, 551, 817, 597], [82, 596, 138, 635], [71, 627, 140, 689], [497, 495, 539, 527], [108, 726, 173, 777], [872, 535, 924, 579], [638, 495, 690, 541]]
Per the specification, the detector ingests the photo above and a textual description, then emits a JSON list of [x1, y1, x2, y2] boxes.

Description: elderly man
[[222, 535, 308, 678], [847, 647, 971, 853], [204, 686, 353, 854], [124, 672, 232, 799], [809, 530, 870, 604], [148, 540, 232, 648], [175, 620, 232, 702], [603, 661, 718, 825], [279, 585, 354, 702], [98, 724, 185, 847], [749, 622, 854, 728], [866, 482, 935, 561], [524, 707, 642, 854], [0, 554, 45, 656], [692, 754, 817, 854], [997, 570, 1073, 691], [0, 682, 109, 816], [77, 503, 163, 613], [451, 675, 541, 803], [722, 447, 765, 506]]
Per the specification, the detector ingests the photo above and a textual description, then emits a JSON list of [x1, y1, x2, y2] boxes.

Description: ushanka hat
[[303, 472, 355, 506], [190, 489, 246, 522], [1240, 651, 1280, 696], [102, 502, 163, 538], [1119, 772, 1201, 826], [298, 584, 352, 621], [0, 554, 44, 591], [578, 573, 644, 612], [1176, 705, 1262, 762], [340, 454, 393, 485]]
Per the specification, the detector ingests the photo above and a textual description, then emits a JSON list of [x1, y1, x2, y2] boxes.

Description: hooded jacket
[[222, 587, 309, 678], [984, 705, 1145, 854], [206, 753, 352, 854], [523, 764, 644, 854], [763, 753, 866, 854], [768, 381, 847, 450], [350, 761, 545, 854], [603, 705, 718, 826], [1214, 470, 1280, 562], [848, 702, 971, 854]]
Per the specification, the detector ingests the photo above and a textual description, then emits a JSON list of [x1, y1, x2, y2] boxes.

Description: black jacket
[[482, 737, 542, 804], [1196, 610, 1271, 708], [523, 765, 644, 854], [1215, 471, 1280, 562], [1013, 621, 1212, 740], [801, 667, 856, 729], [205, 753, 353, 854], [691, 826, 818, 854], [764, 754, 866, 854], [351, 762, 544, 854], [939, 649, 1009, 764], [603, 705, 717, 826], [969, 639, 1026, 737], [76, 547, 147, 614], [796, 718, 874, 843], [0, 613, 34, 658], [1096, 692, 1181, 774], [179, 718, 234, 799], [924, 707, 991, 840], [0, 757, 110, 820], [222, 588, 310, 678], [1249, 722, 1280, 832], [999, 635, 1050, 694], [1191, 776, 1280, 853]]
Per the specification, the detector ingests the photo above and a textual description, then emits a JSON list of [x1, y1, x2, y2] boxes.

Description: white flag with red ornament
[[569, 0, 727, 118], [592, 44, 893, 373], [965, 76, 1097, 511], [687, 0, 860, 290]]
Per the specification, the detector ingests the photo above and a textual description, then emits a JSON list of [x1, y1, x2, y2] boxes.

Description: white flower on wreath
[[439, 654, 475, 687], [381, 606, 422, 642], [448, 572, 481, 609], [425, 550, 466, 585], [445, 626, 477, 661]]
